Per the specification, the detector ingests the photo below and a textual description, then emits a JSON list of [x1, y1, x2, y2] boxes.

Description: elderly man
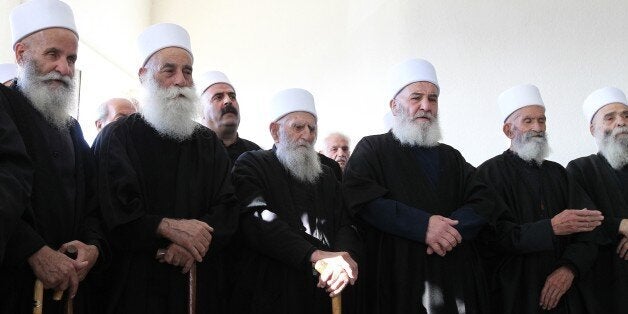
[[0, 1, 107, 313], [566, 86, 628, 313], [94, 97, 138, 132], [343, 58, 492, 313], [92, 23, 238, 314], [198, 70, 260, 164], [230, 88, 362, 313], [321, 132, 351, 171], [0, 63, 17, 86], [476, 84, 602, 313]]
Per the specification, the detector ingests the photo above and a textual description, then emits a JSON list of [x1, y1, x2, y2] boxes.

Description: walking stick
[[156, 248, 197, 314], [314, 260, 342, 314], [188, 263, 197, 314], [33, 280, 43, 314]]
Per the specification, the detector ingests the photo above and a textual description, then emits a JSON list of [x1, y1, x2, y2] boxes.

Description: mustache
[[40, 71, 73, 88], [411, 111, 436, 121], [221, 104, 239, 116], [524, 130, 546, 139], [606, 126, 628, 138]]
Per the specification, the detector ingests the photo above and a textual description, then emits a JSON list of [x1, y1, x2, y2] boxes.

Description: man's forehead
[[515, 105, 545, 117], [284, 111, 317, 124], [207, 83, 235, 95], [599, 102, 628, 115], [150, 47, 192, 67], [26, 28, 78, 49], [401, 81, 439, 95]]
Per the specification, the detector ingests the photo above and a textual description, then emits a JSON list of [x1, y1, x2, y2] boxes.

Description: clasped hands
[[155, 218, 213, 273]]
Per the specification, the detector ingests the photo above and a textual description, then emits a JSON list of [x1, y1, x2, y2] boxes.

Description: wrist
[[157, 218, 172, 237], [310, 249, 323, 263]]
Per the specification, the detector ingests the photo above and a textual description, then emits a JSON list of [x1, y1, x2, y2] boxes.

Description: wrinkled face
[[202, 83, 240, 131], [505, 105, 546, 139], [141, 47, 193, 89], [591, 102, 628, 139], [390, 81, 439, 123], [272, 111, 317, 147], [323, 135, 350, 169], [15, 28, 78, 88]]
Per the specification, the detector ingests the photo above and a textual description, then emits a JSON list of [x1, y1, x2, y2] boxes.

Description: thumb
[[72, 259, 89, 270], [442, 217, 459, 225]]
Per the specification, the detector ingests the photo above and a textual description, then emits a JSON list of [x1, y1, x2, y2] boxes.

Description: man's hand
[[617, 236, 628, 260], [156, 243, 196, 273], [59, 240, 99, 281], [619, 219, 628, 237], [310, 250, 358, 297], [425, 215, 461, 256], [551, 209, 603, 235], [157, 218, 213, 262], [28, 246, 87, 299], [539, 266, 574, 310]]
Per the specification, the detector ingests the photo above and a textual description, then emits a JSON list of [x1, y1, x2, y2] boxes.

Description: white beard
[[139, 73, 200, 141], [510, 129, 550, 165], [275, 128, 323, 184], [17, 60, 76, 130], [391, 108, 441, 147], [595, 126, 628, 169]]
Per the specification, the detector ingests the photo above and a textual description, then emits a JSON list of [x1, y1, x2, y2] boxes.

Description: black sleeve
[[0, 90, 34, 264], [198, 139, 239, 253], [232, 152, 316, 270], [93, 126, 167, 253]]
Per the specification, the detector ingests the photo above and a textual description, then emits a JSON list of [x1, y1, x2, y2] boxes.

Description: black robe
[[342, 132, 493, 314], [0, 84, 107, 314], [0, 86, 32, 264], [230, 148, 362, 314], [224, 136, 260, 165], [319, 153, 343, 181], [566, 154, 628, 313], [92, 114, 239, 314], [476, 150, 597, 314]]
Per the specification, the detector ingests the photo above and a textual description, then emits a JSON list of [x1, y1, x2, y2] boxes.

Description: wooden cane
[[156, 248, 197, 314], [314, 260, 342, 314], [33, 280, 44, 314], [189, 263, 197, 314]]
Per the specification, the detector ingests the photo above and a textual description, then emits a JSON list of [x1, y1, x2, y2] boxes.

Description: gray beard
[[139, 74, 200, 142], [17, 60, 76, 130], [596, 126, 628, 169], [391, 110, 442, 147], [511, 130, 550, 165], [275, 129, 323, 184]]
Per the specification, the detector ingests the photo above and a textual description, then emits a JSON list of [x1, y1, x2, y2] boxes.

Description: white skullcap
[[498, 84, 545, 122], [197, 71, 233, 96], [0, 64, 17, 83], [136, 23, 193, 69], [269, 88, 317, 122], [388, 58, 439, 100], [10, 0, 78, 50], [583, 87, 627, 124]]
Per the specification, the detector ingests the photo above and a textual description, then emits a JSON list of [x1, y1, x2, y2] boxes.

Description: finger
[[445, 227, 463, 243], [550, 289, 566, 310], [71, 259, 89, 271], [187, 244, 202, 262], [620, 242, 628, 259], [66, 268, 79, 299], [318, 268, 333, 288], [547, 287, 560, 310], [442, 233, 458, 248], [328, 274, 349, 296], [165, 250, 175, 264], [539, 283, 550, 308], [438, 238, 454, 252], [441, 217, 459, 226], [431, 242, 446, 256], [616, 237, 628, 254], [182, 259, 193, 274], [193, 242, 207, 259], [426, 246, 434, 255]]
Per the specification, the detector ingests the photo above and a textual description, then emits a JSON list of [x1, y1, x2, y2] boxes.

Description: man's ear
[[389, 99, 397, 116], [138, 67, 147, 83], [503, 123, 514, 139], [14, 42, 27, 65], [270, 122, 280, 143], [589, 123, 595, 136], [95, 120, 102, 131]]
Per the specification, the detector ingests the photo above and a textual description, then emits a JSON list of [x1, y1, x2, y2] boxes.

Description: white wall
[[2, 0, 627, 165]]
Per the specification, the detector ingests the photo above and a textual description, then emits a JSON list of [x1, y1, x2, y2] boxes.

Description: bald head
[[95, 98, 138, 131]]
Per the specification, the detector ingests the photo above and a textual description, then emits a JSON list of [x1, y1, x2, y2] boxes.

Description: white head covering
[[388, 58, 439, 100], [269, 88, 317, 122], [498, 84, 545, 122], [583, 87, 627, 124], [197, 71, 233, 96], [10, 0, 78, 50], [0, 64, 17, 83], [136, 23, 192, 69]]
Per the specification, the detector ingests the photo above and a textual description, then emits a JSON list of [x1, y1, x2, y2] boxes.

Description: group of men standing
[[0, 1, 627, 314]]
